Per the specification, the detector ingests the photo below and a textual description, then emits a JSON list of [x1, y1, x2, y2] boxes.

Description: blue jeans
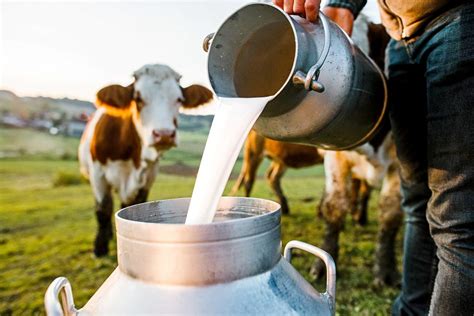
[[388, 3, 474, 315]]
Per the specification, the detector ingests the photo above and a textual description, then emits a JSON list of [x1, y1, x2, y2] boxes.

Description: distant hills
[[0, 90, 213, 134], [0, 90, 95, 120]]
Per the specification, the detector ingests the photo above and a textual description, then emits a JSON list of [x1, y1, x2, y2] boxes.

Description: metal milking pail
[[45, 197, 336, 315], [203, 3, 387, 150]]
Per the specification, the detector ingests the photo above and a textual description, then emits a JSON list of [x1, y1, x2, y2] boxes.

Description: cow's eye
[[136, 94, 143, 104], [135, 93, 145, 110], [177, 97, 184, 104]]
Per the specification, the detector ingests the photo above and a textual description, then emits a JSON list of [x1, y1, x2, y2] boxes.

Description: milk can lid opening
[[207, 3, 297, 98], [115, 197, 281, 243]]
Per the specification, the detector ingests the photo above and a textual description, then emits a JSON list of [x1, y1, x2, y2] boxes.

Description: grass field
[[0, 127, 403, 315]]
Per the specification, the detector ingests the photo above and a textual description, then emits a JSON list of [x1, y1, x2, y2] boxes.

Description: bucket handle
[[284, 240, 336, 313], [44, 277, 78, 316], [292, 12, 331, 92]]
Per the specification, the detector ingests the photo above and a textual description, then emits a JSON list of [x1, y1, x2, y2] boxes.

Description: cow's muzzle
[[152, 129, 177, 149]]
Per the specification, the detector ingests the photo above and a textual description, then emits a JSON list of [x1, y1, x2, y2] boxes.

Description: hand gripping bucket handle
[[292, 12, 331, 92]]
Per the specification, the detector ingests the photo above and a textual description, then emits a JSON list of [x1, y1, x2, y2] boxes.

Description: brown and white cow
[[311, 17, 402, 286], [231, 130, 371, 220], [230, 129, 324, 214], [313, 127, 402, 286], [79, 64, 213, 256]]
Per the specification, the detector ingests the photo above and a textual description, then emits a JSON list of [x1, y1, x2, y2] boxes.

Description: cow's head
[[96, 64, 213, 151]]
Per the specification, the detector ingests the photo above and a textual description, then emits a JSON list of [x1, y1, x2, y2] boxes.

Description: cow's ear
[[96, 84, 134, 109], [180, 85, 213, 108]]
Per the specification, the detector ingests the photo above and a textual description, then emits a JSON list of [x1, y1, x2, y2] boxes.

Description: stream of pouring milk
[[185, 19, 294, 224], [185, 96, 273, 224]]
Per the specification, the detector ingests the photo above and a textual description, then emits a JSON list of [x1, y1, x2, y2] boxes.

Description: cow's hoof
[[94, 232, 111, 257], [279, 199, 290, 216], [93, 245, 108, 257], [309, 260, 326, 280], [94, 240, 109, 257], [358, 219, 368, 227], [356, 215, 368, 227], [373, 269, 400, 288]]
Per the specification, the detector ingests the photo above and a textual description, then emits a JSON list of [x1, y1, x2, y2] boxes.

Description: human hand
[[272, 0, 355, 36], [272, 0, 321, 22], [322, 6, 354, 36]]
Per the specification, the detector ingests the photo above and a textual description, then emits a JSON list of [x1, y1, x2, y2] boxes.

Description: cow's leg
[[357, 180, 371, 226], [121, 188, 150, 208], [230, 156, 263, 197], [266, 161, 289, 214], [267, 162, 289, 214], [350, 178, 362, 224], [311, 152, 350, 279], [119, 159, 158, 209], [133, 188, 149, 204], [230, 131, 264, 196], [350, 179, 371, 226], [242, 154, 264, 197], [311, 194, 348, 279], [316, 186, 325, 219], [94, 193, 113, 257], [90, 168, 114, 257], [120, 160, 158, 209], [230, 173, 245, 196], [373, 164, 403, 287]]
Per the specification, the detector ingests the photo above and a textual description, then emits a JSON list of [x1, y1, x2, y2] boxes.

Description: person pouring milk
[[273, 0, 474, 315]]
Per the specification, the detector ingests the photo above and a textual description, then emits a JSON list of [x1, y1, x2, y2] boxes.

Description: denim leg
[[415, 4, 474, 315], [387, 39, 438, 316]]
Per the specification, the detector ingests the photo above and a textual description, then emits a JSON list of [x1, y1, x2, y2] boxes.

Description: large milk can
[[45, 197, 336, 315], [203, 3, 387, 150]]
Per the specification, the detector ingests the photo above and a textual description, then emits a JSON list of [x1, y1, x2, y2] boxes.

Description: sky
[[0, 0, 380, 106]]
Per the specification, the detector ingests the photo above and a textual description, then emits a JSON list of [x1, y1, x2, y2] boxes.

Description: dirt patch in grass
[[160, 162, 198, 177]]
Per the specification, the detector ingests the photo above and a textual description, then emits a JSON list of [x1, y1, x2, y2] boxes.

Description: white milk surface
[[185, 96, 273, 224]]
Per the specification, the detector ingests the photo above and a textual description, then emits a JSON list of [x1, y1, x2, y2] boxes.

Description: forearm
[[325, 0, 367, 19]]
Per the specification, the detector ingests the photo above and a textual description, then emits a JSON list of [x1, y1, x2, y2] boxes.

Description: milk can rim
[[206, 2, 299, 99], [115, 197, 281, 243]]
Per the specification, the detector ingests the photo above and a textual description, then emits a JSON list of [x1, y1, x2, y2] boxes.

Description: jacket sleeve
[[325, 0, 367, 19]]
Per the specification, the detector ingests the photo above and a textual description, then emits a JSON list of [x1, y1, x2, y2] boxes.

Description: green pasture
[[0, 127, 402, 315]]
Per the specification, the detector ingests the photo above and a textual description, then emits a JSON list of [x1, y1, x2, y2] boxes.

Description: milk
[[185, 96, 272, 224]]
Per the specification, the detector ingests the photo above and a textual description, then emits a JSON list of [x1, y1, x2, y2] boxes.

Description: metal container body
[[45, 198, 336, 315], [115, 197, 282, 286], [81, 258, 330, 315], [206, 3, 387, 150]]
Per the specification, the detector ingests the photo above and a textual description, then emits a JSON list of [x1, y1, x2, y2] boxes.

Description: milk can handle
[[284, 240, 336, 313], [44, 277, 78, 316], [203, 32, 215, 52], [292, 12, 331, 92]]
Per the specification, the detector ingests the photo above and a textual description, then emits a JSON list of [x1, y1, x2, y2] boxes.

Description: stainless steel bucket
[[204, 3, 387, 150], [45, 197, 336, 315]]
